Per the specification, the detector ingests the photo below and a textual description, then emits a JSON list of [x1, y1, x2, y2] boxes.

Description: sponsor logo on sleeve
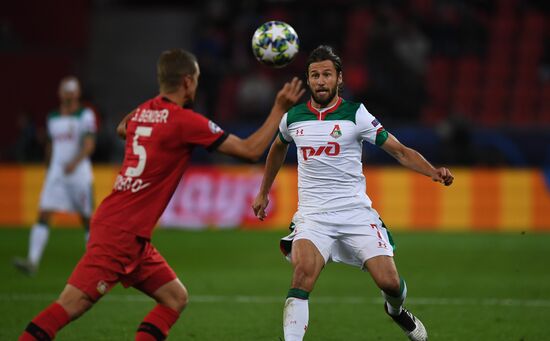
[[208, 120, 222, 134], [371, 119, 380, 127]]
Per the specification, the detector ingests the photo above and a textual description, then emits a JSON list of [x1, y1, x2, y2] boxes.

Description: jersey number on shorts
[[125, 126, 153, 177]]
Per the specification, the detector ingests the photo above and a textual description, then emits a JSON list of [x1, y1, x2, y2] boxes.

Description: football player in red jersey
[[19, 48, 305, 341]]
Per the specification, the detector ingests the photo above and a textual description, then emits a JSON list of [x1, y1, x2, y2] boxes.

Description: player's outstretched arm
[[216, 77, 304, 162], [253, 138, 289, 220], [116, 111, 135, 140], [381, 133, 454, 186]]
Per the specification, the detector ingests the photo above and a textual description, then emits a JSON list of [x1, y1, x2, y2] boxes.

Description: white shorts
[[280, 207, 394, 270], [39, 170, 93, 217]]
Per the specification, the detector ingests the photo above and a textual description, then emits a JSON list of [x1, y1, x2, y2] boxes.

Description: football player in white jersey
[[253, 46, 453, 341], [14, 76, 96, 276]]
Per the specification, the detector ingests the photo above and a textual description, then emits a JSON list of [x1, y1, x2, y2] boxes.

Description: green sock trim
[[399, 278, 406, 296], [383, 278, 406, 299], [287, 288, 310, 300]]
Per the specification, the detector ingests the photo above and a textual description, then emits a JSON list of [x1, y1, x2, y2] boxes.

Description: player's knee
[[57, 291, 94, 320], [38, 211, 52, 225], [166, 285, 189, 313], [175, 285, 189, 312]]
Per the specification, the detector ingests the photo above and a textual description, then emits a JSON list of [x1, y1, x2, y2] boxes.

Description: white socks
[[28, 223, 49, 266], [382, 278, 408, 316], [283, 297, 309, 341]]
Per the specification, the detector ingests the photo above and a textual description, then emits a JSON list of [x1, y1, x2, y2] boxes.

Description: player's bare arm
[[381, 133, 454, 186], [253, 138, 289, 220], [116, 111, 135, 139], [216, 77, 304, 162], [64, 134, 96, 175]]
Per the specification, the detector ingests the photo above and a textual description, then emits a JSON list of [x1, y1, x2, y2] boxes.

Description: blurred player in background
[[18, 48, 304, 341], [13, 76, 97, 276], [253, 45, 454, 341]]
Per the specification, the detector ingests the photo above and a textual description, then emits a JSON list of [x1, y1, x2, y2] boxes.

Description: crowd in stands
[[3, 0, 549, 165]]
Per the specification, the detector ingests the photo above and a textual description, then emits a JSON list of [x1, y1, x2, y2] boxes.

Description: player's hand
[[252, 194, 270, 221], [432, 167, 454, 186], [274, 77, 306, 113], [64, 161, 78, 175]]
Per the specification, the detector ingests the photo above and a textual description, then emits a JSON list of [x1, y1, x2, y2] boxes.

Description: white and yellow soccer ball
[[251, 21, 299, 68]]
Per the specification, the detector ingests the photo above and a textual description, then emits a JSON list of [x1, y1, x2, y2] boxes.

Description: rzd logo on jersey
[[300, 142, 340, 161]]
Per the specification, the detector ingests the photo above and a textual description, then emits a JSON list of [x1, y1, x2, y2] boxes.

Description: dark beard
[[311, 87, 338, 107]]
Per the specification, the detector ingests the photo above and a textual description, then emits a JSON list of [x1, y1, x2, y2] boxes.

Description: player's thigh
[[39, 175, 72, 212], [67, 250, 120, 302], [337, 210, 394, 268], [291, 216, 336, 266], [130, 242, 179, 301], [291, 239, 325, 269], [67, 180, 94, 217]]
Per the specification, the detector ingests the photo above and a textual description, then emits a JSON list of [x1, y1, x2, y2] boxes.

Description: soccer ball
[[251, 21, 299, 68]]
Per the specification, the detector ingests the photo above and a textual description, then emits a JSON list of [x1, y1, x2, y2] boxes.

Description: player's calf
[[19, 285, 93, 340], [381, 277, 407, 316], [19, 303, 70, 341], [283, 288, 310, 341], [136, 304, 180, 341]]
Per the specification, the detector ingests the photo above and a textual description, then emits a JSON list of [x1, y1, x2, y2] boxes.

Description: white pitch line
[[0, 293, 549, 308]]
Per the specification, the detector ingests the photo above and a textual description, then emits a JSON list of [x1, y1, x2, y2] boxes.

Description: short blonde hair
[[157, 48, 197, 93], [59, 76, 81, 95]]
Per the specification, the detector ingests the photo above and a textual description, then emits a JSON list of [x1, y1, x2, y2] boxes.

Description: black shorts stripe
[[25, 322, 52, 341], [137, 322, 166, 341]]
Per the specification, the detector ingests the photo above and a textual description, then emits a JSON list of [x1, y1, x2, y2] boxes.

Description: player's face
[[58, 79, 81, 105], [307, 60, 342, 107]]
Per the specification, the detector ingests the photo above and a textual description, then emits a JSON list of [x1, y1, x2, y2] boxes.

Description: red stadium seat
[[450, 57, 482, 119], [510, 82, 538, 125], [539, 84, 550, 124], [480, 84, 509, 126], [425, 57, 452, 106]]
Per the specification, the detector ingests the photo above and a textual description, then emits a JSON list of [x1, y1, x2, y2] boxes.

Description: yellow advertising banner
[[0, 165, 549, 231]]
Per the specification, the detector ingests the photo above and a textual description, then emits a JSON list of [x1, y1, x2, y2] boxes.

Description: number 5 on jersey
[[125, 126, 152, 177]]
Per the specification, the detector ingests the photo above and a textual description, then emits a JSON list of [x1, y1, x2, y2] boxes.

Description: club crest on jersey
[[329, 124, 342, 139], [96, 280, 108, 295]]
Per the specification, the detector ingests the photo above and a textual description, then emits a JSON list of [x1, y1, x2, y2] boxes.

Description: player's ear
[[182, 75, 192, 90], [337, 72, 343, 86]]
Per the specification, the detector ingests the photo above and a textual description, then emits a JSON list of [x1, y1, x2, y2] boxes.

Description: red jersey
[[92, 96, 227, 239]]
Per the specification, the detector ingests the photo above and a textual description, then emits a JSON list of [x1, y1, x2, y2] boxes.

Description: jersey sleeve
[[81, 108, 97, 134], [278, 113, 292, 144], [356, 104, 389, 146], [181, 111, 228, 151]]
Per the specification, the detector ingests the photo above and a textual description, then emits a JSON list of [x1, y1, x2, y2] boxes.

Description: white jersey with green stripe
[[47, 107, 96, 179], [278, 97, 388, 214]]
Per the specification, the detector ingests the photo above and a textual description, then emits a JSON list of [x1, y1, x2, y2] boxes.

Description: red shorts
[[68, 223, 177, 301]]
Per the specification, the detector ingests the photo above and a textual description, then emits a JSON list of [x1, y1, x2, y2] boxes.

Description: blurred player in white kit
[[13, 76, 97, 276]]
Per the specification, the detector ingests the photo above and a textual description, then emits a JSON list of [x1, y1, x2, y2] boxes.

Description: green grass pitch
[[1, 228, 549, 340]]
